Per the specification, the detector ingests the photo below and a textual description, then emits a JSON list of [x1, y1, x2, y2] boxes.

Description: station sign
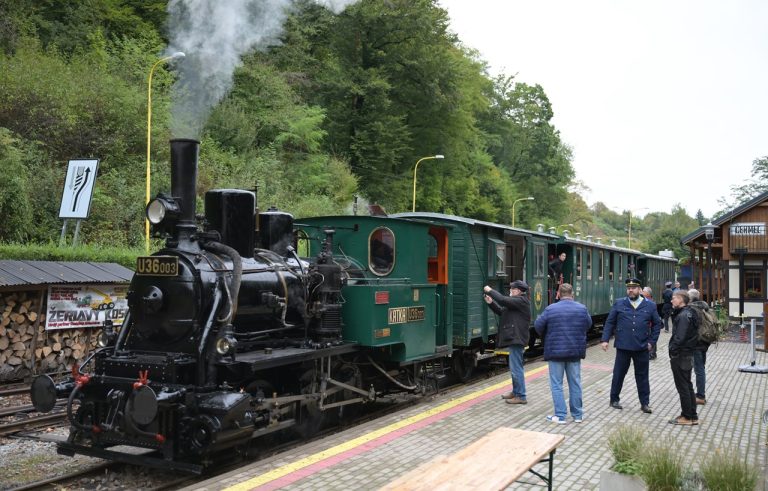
[[58, 159, 98, 219], [730, 222, 765, 236]]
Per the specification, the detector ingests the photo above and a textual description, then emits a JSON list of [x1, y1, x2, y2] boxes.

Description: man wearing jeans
[[484, 280, 531, 405], [534, 283, 593, 424]]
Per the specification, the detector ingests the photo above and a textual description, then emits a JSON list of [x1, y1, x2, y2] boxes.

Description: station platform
[[185, 331, 768, 490]]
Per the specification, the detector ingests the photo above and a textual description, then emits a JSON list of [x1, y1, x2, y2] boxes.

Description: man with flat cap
[[601, 277, 663, 413], [484, 280, 531, 404]]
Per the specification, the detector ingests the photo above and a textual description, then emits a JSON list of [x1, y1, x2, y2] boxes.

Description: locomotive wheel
[[295, 368, 325, 439], [452, 350, 475, 382]]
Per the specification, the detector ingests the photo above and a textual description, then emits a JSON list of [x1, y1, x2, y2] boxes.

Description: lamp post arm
[[412, 157, 429, 213]]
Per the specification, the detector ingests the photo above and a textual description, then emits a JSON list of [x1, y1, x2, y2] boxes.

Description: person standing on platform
[[642, 287, 658, 360], [662, 282, 674, 332], [534, 283, 592, 424], [484, 280, 531, 405], [601, 277, 663, 413], [688, 289, 710, 405], [668, 289, 699, 425]]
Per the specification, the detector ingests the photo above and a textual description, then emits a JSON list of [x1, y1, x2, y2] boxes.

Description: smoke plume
[[166, 0, 358, 138]]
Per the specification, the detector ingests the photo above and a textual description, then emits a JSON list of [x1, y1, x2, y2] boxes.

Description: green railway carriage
[[295, 213, 677, 377], [392, 213, 559, 355], [638, 252, 678, 307]]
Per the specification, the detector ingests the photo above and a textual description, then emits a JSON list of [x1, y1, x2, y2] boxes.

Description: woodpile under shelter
[[682, 190, 768, 321], [0, 260, 132, 382]]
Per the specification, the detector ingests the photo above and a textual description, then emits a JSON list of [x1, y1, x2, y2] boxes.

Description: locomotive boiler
[[31, 139, 361, 472]]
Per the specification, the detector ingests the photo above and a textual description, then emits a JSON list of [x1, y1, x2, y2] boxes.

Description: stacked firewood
[[0, 290, 98, 381]]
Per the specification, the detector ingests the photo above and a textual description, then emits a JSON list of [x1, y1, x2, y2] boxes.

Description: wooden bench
[[380, 427, 565, 491]]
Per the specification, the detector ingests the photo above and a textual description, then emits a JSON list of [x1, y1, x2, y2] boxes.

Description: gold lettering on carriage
[[388, 306, 426, 324], [730, 222, 765, 236]]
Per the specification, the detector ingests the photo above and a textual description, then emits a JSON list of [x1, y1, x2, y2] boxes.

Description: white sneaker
[[572, 417, 583, 423], [546, 415, 567, 425]]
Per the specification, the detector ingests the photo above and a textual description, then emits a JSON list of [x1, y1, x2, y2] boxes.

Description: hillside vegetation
[[0, 0, 700, 260]]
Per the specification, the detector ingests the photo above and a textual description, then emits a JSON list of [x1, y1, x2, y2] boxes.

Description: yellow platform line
[[223, 364, 548, 491]]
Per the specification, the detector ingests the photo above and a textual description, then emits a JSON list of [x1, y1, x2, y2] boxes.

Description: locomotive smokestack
[[170, 138, 199, 231]]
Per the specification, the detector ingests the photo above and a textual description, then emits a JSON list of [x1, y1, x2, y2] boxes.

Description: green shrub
[[0, 242, 140, 269], [700, 448, 758, 491], [607, 425, 646, 475], [638, 439, 683, 491]]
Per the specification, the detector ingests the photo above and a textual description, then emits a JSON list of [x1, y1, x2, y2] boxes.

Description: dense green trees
[[0, 0, 699, 255]]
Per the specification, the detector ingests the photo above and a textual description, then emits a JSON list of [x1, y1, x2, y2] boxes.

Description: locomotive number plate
[[136, 256, 179, 276], [387, 306, 425, 324]]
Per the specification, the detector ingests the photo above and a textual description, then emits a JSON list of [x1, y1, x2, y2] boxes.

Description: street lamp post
[[512, 197, 535, 228], [412, 155, 444, 212], [704, 222, 715, 305], [627, 207, 648, 249], [146, 51, 185, 253]]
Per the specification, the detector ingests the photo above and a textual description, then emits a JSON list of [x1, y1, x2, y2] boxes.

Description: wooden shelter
[[682, 191, 768, 321]]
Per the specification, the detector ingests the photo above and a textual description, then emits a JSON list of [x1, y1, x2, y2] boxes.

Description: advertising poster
[[46, 284, 128, 330]]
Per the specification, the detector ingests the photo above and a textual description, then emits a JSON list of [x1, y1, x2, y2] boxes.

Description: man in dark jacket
[[534, 283, 592, 424], [601, 277, 662, 414], [668, 289, 699, 425], [687, 289, 709, 405], [662, 282, 674, 332], [484, 280, 531, 405]]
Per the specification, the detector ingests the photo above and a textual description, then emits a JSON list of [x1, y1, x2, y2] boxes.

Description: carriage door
[[529, 241, 548, 320], [574, 246, 584, 301], [427, 227, 451, 349]]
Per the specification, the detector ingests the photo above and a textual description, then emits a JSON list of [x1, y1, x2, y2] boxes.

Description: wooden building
[[682, 191, 768, 321]]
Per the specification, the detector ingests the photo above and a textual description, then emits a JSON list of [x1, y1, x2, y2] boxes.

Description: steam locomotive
[[31, 139, 676, 472]]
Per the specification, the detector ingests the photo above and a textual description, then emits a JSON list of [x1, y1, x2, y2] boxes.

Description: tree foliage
[[4, 0, 702, 251]]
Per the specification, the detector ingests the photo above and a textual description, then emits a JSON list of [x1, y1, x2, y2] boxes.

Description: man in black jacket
[[662, 282, 674, 332], [484, 280, 531, 405], [668, 290, 699, 425]]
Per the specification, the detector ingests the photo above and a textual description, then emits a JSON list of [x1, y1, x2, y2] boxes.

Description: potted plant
[[601, 426, 647, 491]]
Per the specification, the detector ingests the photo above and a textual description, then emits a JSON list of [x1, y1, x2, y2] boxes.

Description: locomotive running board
[[56, 441, 204, 474]]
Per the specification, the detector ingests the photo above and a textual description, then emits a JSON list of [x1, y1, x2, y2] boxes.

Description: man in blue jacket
[[534, 283, 592, 424], [601, 277, 663, 413]]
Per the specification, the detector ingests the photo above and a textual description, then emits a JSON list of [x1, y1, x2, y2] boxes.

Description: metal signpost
[[58, 159, 99, 246], [738, 319, 768, 373]]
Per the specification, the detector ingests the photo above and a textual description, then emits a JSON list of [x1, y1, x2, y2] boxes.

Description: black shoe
[[641, 405, 653, 414], [649, 355, 657, 360], [610, 401, 623, 410]]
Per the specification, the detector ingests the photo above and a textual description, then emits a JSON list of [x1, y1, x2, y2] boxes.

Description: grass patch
[[607, 425, 645, 475], [0, 242, 142, 269], [700, 448, 759, 491], [637, 439, 684, 491]]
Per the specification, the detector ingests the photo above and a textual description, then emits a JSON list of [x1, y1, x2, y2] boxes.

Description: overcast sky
[[438, 0, 768, 219]]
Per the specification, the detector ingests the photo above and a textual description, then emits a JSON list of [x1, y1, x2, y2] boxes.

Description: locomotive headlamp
[[146, 195, 180, 225], [97, 321, 117, 348]]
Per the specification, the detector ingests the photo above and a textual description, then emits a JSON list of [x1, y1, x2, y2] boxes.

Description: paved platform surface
[[185, 330, 768, 490]]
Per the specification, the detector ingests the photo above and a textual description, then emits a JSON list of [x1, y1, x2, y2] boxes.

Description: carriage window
[[295, 230, 310, 257], [369, 227, 395, 276], [586, 249, 592, 280], [576, 247, 582, 279], [535, 244, 546, 277], [488, 239, 506, 277], [599, 250, 604, 280], [619, 255, 624, 281], [609, 252, 615, 280]]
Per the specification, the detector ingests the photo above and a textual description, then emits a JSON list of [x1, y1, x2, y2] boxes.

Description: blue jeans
[[693, 350, 706, 398], [508, 344, 526, 400], [548, 361, 582, 419]]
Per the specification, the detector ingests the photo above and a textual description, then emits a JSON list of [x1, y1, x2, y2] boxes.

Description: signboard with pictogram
[[58, 159, 98, 219]]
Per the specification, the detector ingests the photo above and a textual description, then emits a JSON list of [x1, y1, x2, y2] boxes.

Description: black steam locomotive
[[31, 139, 393, 473]]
